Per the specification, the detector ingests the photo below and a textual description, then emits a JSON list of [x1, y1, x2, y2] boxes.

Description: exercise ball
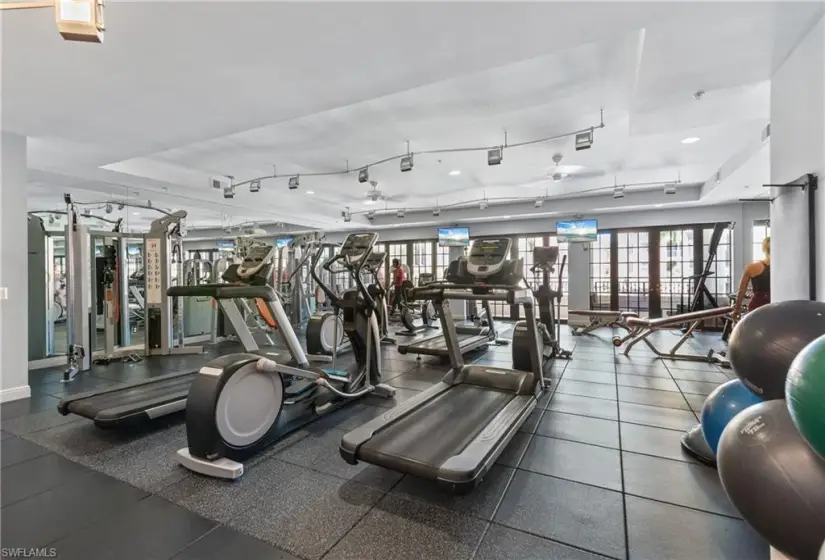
[[728, 300, 825, 399], [717, 399, 825, 560], [787, 334, 825, 461], [700, 379, 762, 453]]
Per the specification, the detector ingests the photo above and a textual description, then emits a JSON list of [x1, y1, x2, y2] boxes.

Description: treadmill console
[[533, 246, 559, 269], [339, 232, 378, 265], [466, 238, 512, 277], [364, 251, 386, 272], [224, 244, 275, 285]]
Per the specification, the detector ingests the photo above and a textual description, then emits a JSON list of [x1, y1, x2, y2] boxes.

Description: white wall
[[0, 132, 32, 402], [770, 14, 825, 301]]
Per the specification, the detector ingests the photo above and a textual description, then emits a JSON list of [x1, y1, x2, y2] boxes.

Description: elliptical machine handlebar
[[344, 250, 376, 314]]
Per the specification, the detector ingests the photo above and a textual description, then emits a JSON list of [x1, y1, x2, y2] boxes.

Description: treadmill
[[58, 245, 282, 429], [340, 237, 546, 493], [397, 280, 504, 358]]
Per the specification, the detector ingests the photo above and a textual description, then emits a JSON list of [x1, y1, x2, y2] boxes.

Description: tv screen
[[127, 245, 142, 256], [556, 219, 598, 242], [215, 240, 234, 249], [275, 237, 293, 249], [438, 227, 470, 247]]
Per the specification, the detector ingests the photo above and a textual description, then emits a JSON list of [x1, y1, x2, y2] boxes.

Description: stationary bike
[[175, 233, 395, 480], [397, 274, 438, 336], [512, 246, 572, 371]]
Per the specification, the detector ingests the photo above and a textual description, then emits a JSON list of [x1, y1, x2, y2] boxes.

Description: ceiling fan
[[545, 153, 604, 183], [363, 181, 407, 206]]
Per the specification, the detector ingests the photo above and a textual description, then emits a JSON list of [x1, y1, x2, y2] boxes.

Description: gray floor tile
[[497, 432, 532, 468], [536, 411, 620, 449], [684, 392, 706, 413], [618, 402, 698, 431], [324, 493, 488, 560], [520, 435, 622, 491], [615, 373, 679, 392], [0, 471, 148, 548], [546, 393, 619, 420], [312, 403, 385, 432], [276, 428, 402, 490], [228, 463, 383, 560], [620, 423, 696, 463], [1, 451, 90, 507], [495, 470, 626, 559], [48, 495, 216, 560], [662, 360, 723, 372], [0, 431, 12, 441], [0, 394, 62, 420], [568, 357, 615, 371], [614, 362, 671, 378], [666, 368, 730, 383], [562, 368, 617, 385], [387, 366, 447, 390], [625, 495, 768, 560], [1, 407, 83, 436], [622, 452, 739, 517], [476, 524, 607, 560], [0, 437, 51, 468], [391, 465, 514, 521], [555, 379, 617, 400], [617, 386, 690, 410], [172, 526, 301, 559], [519, 409, 544, 434], [675, 379, 722, 396]]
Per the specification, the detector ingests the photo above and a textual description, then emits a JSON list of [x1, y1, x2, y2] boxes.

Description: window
[[411, 241, 434, 286], [618, 231, 651, 317], [589, 233, 612, 311], [703, 226, 733, 311], [518, 236, 544, 287], [659, 228, 693, 316], [752, 221, 770, 263], [435, 243, 453, 281]]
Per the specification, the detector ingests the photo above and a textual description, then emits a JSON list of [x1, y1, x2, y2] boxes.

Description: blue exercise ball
[[701, 379, 763, 453]]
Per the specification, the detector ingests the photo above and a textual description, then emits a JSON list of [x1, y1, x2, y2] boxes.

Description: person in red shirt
[[390, 258, 406, 315]]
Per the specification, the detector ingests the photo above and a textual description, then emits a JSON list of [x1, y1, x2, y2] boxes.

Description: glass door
[[658, 228, 694, 316], [589, 232, 612, 311], [411, 241, 434, 286], [617, 231, 651, 317]]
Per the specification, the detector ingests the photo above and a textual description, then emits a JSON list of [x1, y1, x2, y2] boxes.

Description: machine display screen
[[127, 245, 142, 256], [556, 219, 598, 242], [275, 237, 293, 248], [215, 240, 234, 249], [438, 227, 470, 247]]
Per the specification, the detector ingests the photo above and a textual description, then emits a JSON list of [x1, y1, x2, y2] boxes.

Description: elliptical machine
[[512, 245, 572, 371], [397, 274, 438, 336], [174, 233, 395, 480]]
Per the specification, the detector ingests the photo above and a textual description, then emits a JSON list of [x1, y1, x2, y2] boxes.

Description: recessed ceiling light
[[364, 200, 376, 205], [132, 212, 140, 216], [449, 170, 461, 176], [306, 190, 315, 194], [681, 137, 700, 144]]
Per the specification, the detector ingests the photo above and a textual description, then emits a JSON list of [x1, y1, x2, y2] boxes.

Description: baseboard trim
[[0, 385, 32, 403]]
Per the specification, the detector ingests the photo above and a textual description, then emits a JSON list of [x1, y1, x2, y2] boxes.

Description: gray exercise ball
[[717, 399, 825, 560], [727, 300, 825, 399]]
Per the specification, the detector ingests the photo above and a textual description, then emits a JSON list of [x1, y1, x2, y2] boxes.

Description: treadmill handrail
[[411, 284, 529, 303], [168, 284, 277, 301]]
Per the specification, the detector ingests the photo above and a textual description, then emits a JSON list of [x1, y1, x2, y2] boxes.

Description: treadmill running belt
[[60, 373, 196, 428], [358, 385, 513, 479], [399, 332, 486, 355]]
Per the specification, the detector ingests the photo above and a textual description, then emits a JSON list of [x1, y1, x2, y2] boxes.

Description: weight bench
[[568, 310, 638, 336], [613, 306, 733, 367]]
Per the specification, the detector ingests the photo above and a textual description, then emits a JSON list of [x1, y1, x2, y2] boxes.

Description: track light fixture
[[223, 184, 235, 199], [250, 179, 261, 193], [575, 128, 594, 151], [288, 175, 300, 190], [396, 209, 406, 218], [358, 168, 369, 183], [479, 200, 489, 210], [117, 203, 125, 210], [487, 147, 503, 166], [664, 185, 677, 195], [613, 186, 625, 199], [342, 207, 352, 222], [534, 198, 544, 208], [83, 208, 92, 217], [105, 203, 113, 214], [367, 211, 376, 221], [433, 207, 441, 217], [48, 214, 55, 225], [400, 154, 414, 172]]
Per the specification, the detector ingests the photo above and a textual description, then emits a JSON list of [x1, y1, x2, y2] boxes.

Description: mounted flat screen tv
[[556, 219, 598, 242], [275, 237, 293, 248], [438, 227, 470, 247]]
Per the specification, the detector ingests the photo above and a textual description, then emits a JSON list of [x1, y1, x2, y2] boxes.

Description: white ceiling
[[4, 2, 824, 231]]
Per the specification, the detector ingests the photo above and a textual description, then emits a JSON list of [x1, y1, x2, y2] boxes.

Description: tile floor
[[1, 325, 769, 559]]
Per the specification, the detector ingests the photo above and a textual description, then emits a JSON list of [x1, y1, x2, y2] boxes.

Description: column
[[0, 131, 31, 402], [769, 14, 825, 302], [448, 246, 465, 319], [567, 241, 591, 325]]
